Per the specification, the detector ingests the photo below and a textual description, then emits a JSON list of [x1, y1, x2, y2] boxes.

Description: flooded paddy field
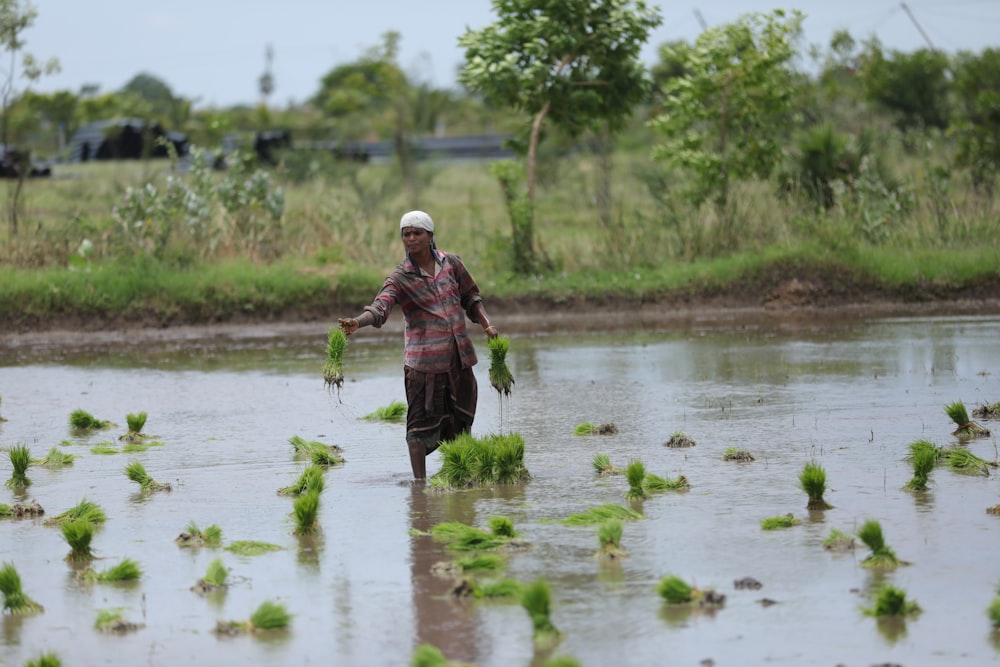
[[1, 312, 998, 667]]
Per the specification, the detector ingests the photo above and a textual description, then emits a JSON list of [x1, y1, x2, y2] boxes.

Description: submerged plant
[[573, 422, 617, 436], [471, 578, 523, 599], [592, 452, 618, 475], [761, 514, 799, 530], [864, 584, 921, 617], [430, 519, 515, 552], [858, 519, 902, 569], [595, 519, 627, 559], [292, 490, 321, 535], [362, 401, 407, 423], [224, 541, 282, 557], [23, 653, 60, 667], [94, 608, 143, 633], [456, 553, 507, 572], [45, 499, 106, 526], [288, 435, 344, 466], [279, 464, 325, 496], [33, 447, 76, 467], [800, 461, 833, 509], [823, 528, 856, 552], [124, 411, 148, 437], [520, 579, 561, 648], [323, 326, 348, 392], [432, 432, 529, 488], [0, 561, 44, 614], [201, 557, 230, 588], [945, 400, 990, 437], [657, 575, 694, 604], [943, 447, 994, 476], [664, 431, 696, 448], [84, 558, 142, 583], [972, 401, 1000, 420], [723, 447, 755, 462], [624, 459, 647, 501], [90, 442, 119, 455], [5, 443, 32, 488], [644, 472, 690, 492], [560, 503, 644, 526], [61, 519, 95, 562], [488, 335, 515, 396], [125, 460, 171, 492], [989, 594, 1000, 629], [69, 409, 112, 431], [176, 521, 223, 547], [411, 643, 449, 667], [216, 600, 292, 634], [905, 439, 939, 491]]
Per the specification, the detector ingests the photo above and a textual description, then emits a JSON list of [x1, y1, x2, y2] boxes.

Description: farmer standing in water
[[338, 211, 499, 480]]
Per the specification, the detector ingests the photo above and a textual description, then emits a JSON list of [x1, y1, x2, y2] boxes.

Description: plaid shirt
[[363, 250, 484, 372]]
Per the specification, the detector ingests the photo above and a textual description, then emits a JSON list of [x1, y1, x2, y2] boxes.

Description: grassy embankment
[[1, 148, 998, 330]]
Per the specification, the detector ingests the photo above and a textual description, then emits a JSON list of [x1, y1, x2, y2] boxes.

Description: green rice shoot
[[488, 336, 515, 396], [125, 411, 148, 435], [657, 575, 694, 604], [202, 557, 229, 587], [412, 644, 448, 667], [520, 579, 560, 646], [945, 400, 971, 427], [644, 473, 689, 491], [858, 519, 902, 569], [288, 435, 344, 466], [125, 460, 171, 492], [250, 600, 292, 630], [69, 408, 112, 430], [431, 521, 512, 552], [0, 561, 44, 614], [323, 326, 348, 392], [488, 516, 517, 538], [592, 452, 618, 475], [761, 514, 800, 530], [278, 464, 325, 496], [906, 440, 938, 490], [45, 499, 106, 526], [471, 578, 523, 599], [224, 540, 283, 557], [573, 422, 597, 436], [6, 443, 32, 488], [624, 459, 647, 501], [456, 553, 506, 572], [988, 596, 1000, 628], [432, 432, 529, 488], [943, 447, 993, 475], [362, 401, 407, 422], [123, 440, 165, 453], [799, 461, 833, 509], [177, 521, 223, 546], [33, 447, 76, 467], [864, 584, 922, 617], [823, 528, 856, 551], [560, 503, 644, 526], [292, 489, 321, 535], [0, 504, 10, 518], [94, 608, 125, 630], [87, 558, 142, 583], [596, 519, 627, 558], [23, 653, 61, 667], [90, 442, 119, 455], [61, 519, 95, 562]]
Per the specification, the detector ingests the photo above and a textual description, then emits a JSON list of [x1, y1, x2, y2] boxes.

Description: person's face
[[401, 226, 431, 254]]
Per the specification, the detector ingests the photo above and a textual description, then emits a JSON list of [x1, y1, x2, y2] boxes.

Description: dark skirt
[[403, 362, 477, 453]]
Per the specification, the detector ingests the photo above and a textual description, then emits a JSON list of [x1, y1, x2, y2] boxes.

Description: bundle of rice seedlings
[[61, 519, 95, 562], [69, 408, 112, 431], [823, 528, 856, 552], [123, 411, 149, 439], [5, 443, 32, 489], [33, 447, 76, 467], [644, 473, 690, 492], [573, 422, 617, 436], [520, 579, 561, 649], [945, 400, 990, 437], [456, 553, 506, 572], [471, 578, 522, 599], [592, 452, 619, 476], [905, 440, 939, 491], [84, 558, 142, 583], [0, 501, 44, 519], [124, 460, 171, 492], [292, 489, 321, 536], [175, 521, 223, 546], [411, 643, 449, 667], [989, 594, 1000, 629], [278, 464, 325, 496], [323, 326, 348, 392], [432, 432, 529, 488], [858, 519, 903, 569], [431, 520, 512, 552], [90, 442, 119, 455], [546, 657, 582, 667], [45, 499, 106, 527], [0, 561, 44, 614], [723, 447, 755, 462], [94, 608, 143, 633], [595, 519, 628, 559], [123, 440, 165, 454], [943, 447, 994, 476], [761, 514, 799, 530], [198, 557, 230, 589], [624, 459, 647, 501], [488, 335, 515, 396], [560, 503, 644, 526], [489, 516, 517, 539], [215, 600, 291, 635], [23, 653, 60, 667], [863, 584, 921, 617], [0, 504, 9, 518], [800, 461, 833, 509], [657, 575, 694, 604], [288, 435, 344, 466], [224, 540, 282, 557], [362, 401, 407, 423], [664, 431, 697, 448]]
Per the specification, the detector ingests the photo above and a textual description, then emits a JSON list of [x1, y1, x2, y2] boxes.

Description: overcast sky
[[22, 0, 1000, 109]]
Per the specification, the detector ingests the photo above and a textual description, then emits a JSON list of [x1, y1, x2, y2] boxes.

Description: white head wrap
[[399, 210, 434, 234]]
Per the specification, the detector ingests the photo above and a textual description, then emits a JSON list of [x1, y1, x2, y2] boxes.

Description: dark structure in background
[[69, 118, 189, 162], [307, 134, 514, 163], [0, 145, 52, 179]]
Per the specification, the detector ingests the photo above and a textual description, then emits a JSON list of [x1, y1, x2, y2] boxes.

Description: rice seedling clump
[[323, 326, 348, 393], [988, 594, 1000, 628], [624, 459, 647, 501], [288, 435, 344, 466], [124, 460, 171, 492], [94, 608, 143, 633], [69, 409, 112, 431], [761, 514, 799, 530], [121, 411, 149, 441], [723, 447, 755, 462], [292, 489, 321, 535], [657, 575, 694, 604], [573, 422, 618, 436], [411, 643, 449, 667], [224, 541, 282, 557], [5, 444, 32, 489], [432, 432, 529, 489], [520, 579, 561, 649], [592, 452, 618, 475], [33, 447, 76, 467], [799, 460, 833, 509], [45, 499, 106, 526], [362, 401, 407, 422], [175, 521, 223, 546], [664, 431, 697, 448], [61, 519, 95, 562], [192, 557, 230, 594], [487, 335, 515, 396], [905, 440, 939, 491], [972, 401, 1000, 420], [863, 584, 921, 617], [430, 518, 517, 552], [858, 519, 904, 569], [560, 503, 644, 526], [83, 558, 143, 583], [595, 519, 628, 559], [23, 653, 60, 667], [215, 600, 291, 635], [823, 528, 856, 552], [278, 464, 325, 496], [945, 400, 991, 437], [0, 561, 44, 614], [644, 472, 690, 492], [942, 447, 994, 476], [0, 500, 44, 519]]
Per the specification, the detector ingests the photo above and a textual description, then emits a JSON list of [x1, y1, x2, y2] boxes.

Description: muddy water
[[1, 313, 999, 667]]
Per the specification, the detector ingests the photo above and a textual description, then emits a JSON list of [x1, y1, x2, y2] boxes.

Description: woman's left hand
[[484, 325, 499, 339]]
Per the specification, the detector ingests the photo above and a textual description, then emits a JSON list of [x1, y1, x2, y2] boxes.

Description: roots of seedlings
[[987, 504, 1000, 516], [951, 421, 991, 437], [972, 402, 1000, 420], [664, 433, 697, 448], [97, 617, 144, 634], [0, 500, 45, 519], [723, 448, 755, 462], [734, 577, 763, 590], [192, 580, 228, 595]]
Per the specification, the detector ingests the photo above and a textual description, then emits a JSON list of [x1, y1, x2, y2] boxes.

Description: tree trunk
[[521, 100, 551, 273]]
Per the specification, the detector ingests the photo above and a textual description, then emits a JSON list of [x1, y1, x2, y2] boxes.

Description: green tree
[[459, 0, 661, 272], [951, 48, 1000, 196], [859, 41, 951, 134], [650, 9, 802, 242]]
